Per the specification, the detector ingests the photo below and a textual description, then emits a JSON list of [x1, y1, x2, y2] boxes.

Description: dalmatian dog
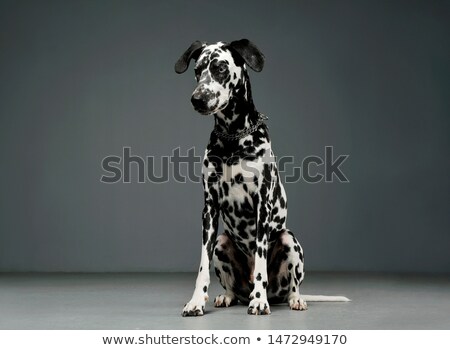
[[175, 39, 349, 316]]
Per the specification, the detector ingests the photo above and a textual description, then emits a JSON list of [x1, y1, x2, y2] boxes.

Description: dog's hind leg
[[213, 233, 251, 307], [267, 229, 307, 311]]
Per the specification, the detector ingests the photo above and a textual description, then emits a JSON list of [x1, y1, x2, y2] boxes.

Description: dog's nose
[[191, 92, 208, 110]]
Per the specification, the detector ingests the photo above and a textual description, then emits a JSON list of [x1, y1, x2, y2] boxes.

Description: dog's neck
[[213, 70, 259, 135]]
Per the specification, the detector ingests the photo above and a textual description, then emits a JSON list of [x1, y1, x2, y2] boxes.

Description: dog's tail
[[302, 295, 351, 302]]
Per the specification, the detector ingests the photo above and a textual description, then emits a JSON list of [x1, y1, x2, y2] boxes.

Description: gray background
[[0, 0, 449, 273]]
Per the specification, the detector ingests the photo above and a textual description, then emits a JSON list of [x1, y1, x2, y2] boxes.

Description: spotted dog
[[175, 39, 348, 316]]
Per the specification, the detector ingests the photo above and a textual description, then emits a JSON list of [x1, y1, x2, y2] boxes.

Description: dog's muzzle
[[191, 86, 215, 114]]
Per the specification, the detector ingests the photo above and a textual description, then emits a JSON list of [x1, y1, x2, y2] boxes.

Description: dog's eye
[[218, 65, 226, 73]]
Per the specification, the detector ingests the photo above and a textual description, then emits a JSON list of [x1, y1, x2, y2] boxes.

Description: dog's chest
[[217, 158, 263, 244], [219, 150, 265, 200], [205, 133, 271, 246]]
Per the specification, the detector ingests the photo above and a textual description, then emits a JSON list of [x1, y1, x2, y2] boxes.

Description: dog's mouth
[[193, 106, 215, 115], [193, 101, 229, 116], [192, 102, 219, 116]]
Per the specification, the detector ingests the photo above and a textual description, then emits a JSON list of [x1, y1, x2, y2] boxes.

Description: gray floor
[[0, 272, 449, 330]]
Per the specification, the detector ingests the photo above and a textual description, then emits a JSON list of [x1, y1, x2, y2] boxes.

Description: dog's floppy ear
[[228, 39, 265, 72], [174, 41, 205, 74]]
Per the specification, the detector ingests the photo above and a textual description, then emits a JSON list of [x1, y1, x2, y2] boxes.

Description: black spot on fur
[[206, 236, 216, 261], [223, 181, 229, 196], [202, 212, 211, 244], [257, 246, 263, 258], [235, 173, 244, 184], [215, 247, 230, 263], [237, 220, 247, 231], [221, 199, 229, 210], [295, 264, 301, 280]]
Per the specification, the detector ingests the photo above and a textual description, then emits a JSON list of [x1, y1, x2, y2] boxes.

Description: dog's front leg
[[182, 183, 219, 317], [248, 164, 272, 315]]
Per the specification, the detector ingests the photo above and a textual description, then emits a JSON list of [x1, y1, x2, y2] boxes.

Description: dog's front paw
[[182, 298, 206, 317], [247, 298, 271, 315], [288, 296, 308, 311]]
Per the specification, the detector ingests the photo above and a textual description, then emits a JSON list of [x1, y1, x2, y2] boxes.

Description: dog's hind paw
[[214, 294, 237, 307], [288, 296, 308, 311]]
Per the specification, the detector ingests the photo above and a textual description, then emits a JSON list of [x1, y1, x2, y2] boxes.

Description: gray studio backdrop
[[1, 0, 449, 273]]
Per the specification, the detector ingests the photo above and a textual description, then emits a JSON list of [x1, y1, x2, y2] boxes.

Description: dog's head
[[175, 39, 264, 115]]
